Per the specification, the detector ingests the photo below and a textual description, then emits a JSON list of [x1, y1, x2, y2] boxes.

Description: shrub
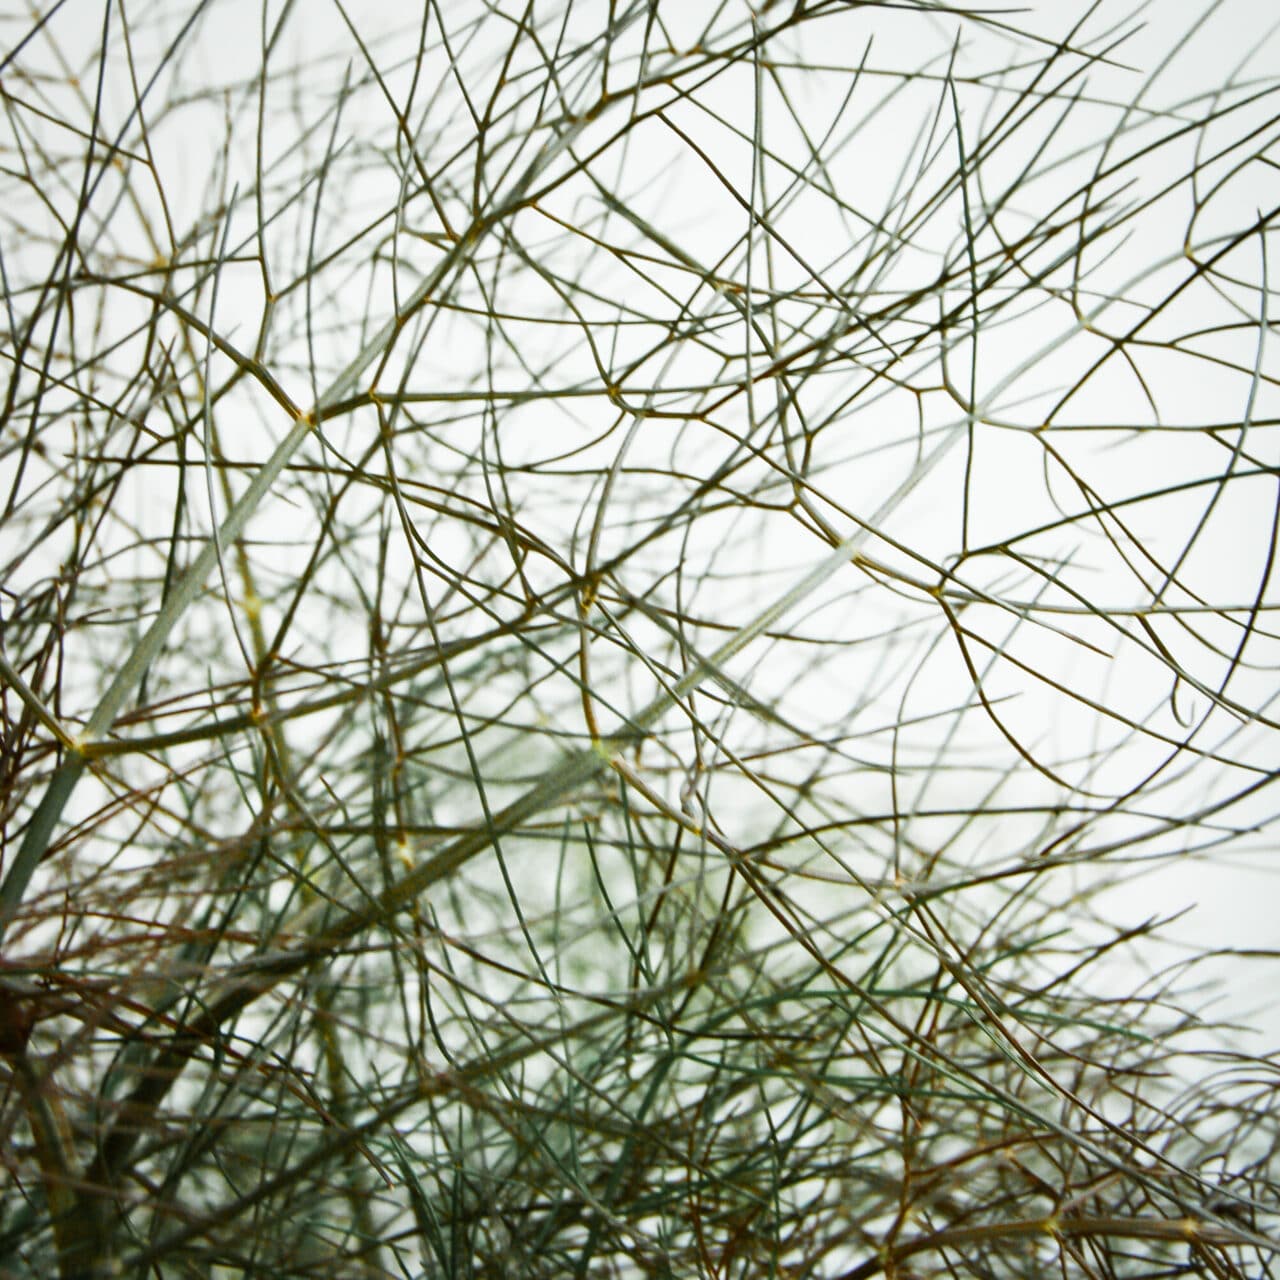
[[1, 1, 1277, 1275]]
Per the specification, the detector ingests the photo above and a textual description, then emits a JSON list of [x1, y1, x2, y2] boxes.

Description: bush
[[1, 1, 1277, 1275]]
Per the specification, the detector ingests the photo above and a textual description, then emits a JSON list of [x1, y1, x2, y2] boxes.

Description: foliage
[[1, 1, 1278, 1276]]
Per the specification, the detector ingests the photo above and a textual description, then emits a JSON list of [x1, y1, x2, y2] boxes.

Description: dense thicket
[[1, 2, 1277, 1276]]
